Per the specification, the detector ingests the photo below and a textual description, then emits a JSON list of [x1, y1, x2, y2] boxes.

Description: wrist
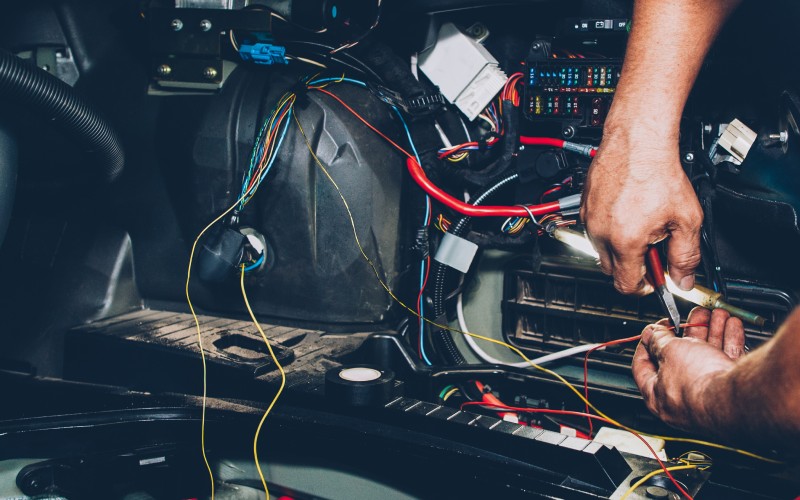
[[602, 110, 681, 147], [687, 368, 738, 437], [602, 89, 683, 146]]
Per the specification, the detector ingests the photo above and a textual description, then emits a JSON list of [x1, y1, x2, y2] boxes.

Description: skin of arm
[[580, 0, 741, 295], [633, 307, 800, 451]]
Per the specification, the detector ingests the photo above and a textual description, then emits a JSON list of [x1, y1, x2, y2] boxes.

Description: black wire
[[282, 41, 384, 83]]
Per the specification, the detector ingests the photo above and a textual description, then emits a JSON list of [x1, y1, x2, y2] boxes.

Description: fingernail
[[679, 275, 695, 291]]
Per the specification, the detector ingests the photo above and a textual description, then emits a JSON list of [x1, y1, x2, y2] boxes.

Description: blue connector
[[239, 43, 287, 65]]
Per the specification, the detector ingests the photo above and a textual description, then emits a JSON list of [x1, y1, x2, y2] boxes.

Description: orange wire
[[314, 88, 414, 159]]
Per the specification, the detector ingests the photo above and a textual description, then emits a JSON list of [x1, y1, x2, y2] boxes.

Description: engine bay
[[1, 1, 800, 498]]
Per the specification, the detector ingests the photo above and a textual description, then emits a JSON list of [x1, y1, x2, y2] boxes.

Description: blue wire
[[241, 107, 294, 207], [243, 253, 265, 272], [307, 77, 367, 88], [392, 106, 432, 366], [253, 108, 293, 187]]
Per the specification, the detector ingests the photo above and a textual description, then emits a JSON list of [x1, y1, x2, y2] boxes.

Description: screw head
[[561, 125, 576, 139], [684, 152, 695, 163], [532, 42, 542, 51], [156, 64, 172, 77], [200, 19, 212, 31], [203, 67, 218, 80], [170, 18, 183, 31]]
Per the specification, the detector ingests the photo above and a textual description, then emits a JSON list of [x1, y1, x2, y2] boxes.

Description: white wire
[[458, 115, 472, 142], [477, 113, 497, 132], [457, 292, 603, 368]]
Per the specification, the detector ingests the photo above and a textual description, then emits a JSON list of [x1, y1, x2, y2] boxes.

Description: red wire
[[583, 335, 643, 437], [416, 256, 431, 359], [540, 186, 563, 202], [407, 157, 563, 218], [460, 402, 695, 500], [581, 323, 710, 437], [314, 89, 572, 219], [475, 381, 516, 419], [247, 105, 292, 192], [438, 137, 501, 159], [314, 88, 414, 159]]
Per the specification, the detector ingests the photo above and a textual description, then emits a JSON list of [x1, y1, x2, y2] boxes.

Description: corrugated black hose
[[0, 49, 124, 183], [430, 172, 520, 365]]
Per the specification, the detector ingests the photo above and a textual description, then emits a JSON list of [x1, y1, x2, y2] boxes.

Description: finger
[[707, 308, 731, 349], [684, 307, 711, 340], [666, 204, 703, 291], [610, 247, 650, 296], [643, 325, 678, 363], [722, 316, 746, 360], [632, 340, 658, 406]]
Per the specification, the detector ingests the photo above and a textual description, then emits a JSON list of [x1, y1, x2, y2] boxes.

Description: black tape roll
[[325, 365, 397, 407]]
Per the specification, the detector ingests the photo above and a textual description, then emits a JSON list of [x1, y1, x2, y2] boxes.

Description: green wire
[[438, 385, 456, 400]]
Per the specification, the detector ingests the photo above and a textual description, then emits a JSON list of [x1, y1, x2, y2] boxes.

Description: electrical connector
[[418, 23, 508, 121], [713, 118, 757, 165], [239, 43, 287, 65]]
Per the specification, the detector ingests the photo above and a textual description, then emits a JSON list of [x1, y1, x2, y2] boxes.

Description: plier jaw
[[646, 246, 681, 334]]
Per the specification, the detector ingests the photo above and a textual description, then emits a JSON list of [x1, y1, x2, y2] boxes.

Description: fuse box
[[524, 60, 622, 128]]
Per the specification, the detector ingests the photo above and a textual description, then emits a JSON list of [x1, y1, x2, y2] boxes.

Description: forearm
[[695, 308, 800, 451], [605, 0, 741, 142]]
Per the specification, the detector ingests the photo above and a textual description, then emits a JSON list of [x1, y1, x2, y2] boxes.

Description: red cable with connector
[[520, 136, 598, 158]]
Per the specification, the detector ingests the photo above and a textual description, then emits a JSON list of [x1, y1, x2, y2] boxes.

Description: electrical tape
[[325, 365, 398, 407], [434, 232, 479, 273]]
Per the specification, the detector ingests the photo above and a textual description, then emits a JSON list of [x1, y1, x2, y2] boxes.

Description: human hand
[[579, 132, 704, 295], [632, 307, 745, 432]]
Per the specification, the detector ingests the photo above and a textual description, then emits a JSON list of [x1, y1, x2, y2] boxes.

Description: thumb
[[667, 221, 702, 292]]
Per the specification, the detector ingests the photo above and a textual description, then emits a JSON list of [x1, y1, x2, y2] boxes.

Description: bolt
[[562, 125, 576, 139], [519, 145, 525, 151], [703, 124, 713, 134], [531, 42, 542, 51], [200, 19, 212, 31], [203, 67, 218, 80], [768, 131, 788, 143], [170, 18, 183, 31], [156, 64, 172, 77], [684, 152, 695, 163], [40, 64, 50, 72]]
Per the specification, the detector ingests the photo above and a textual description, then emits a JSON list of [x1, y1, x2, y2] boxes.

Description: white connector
[[716, 118, 757, 164], [418, 23, 508, 121]]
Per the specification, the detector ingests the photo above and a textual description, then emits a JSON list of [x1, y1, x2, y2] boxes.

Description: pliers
[[646, 246, 681, 334]]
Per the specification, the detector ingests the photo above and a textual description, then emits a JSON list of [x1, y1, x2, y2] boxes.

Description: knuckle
[[671, 250, 701, 270], [614, 278, 643, 295]]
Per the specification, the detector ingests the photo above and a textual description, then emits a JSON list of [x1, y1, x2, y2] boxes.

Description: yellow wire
[[292, 111, 781, 465], [186, 196, 244, 500], [240, 266, 287, 500], [619, 464, 698, 500], [442, 387, 460, 401]]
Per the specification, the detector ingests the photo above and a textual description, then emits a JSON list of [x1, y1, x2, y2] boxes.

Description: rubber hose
[[0, 50, 124, 183], [430, 172, 520, 365]]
